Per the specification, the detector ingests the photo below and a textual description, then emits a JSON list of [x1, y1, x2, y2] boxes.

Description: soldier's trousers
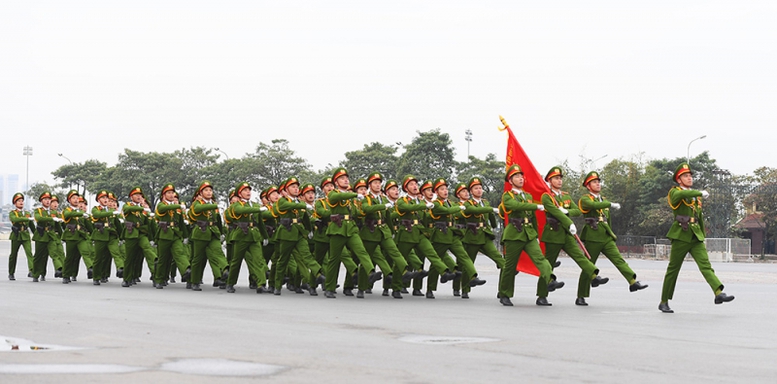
[[191, 238, 228, 286], [462, 241, 504, 293], [48, 240, 65, 273], [124, 236, 156, 282], [425, 240, 472, 292], [661, 239, 723, 302], [499, 239, 552, 299], [276, 237, 322, 291], [9, 239, 33, 275], [228, 241, 267, 286], [579, 240, 636, 298], [93, 238, 119, 281], [398, 237, 449, 290], [32, 240, 50, 278], [326, 234, 374, 291], [360, 237, 408, 291], [538, 236, 598, 298], [155, 238, 189, 284], [63, 239, 90, 278]]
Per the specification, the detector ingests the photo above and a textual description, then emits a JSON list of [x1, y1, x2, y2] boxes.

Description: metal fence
[[703, 238, 752, 262]]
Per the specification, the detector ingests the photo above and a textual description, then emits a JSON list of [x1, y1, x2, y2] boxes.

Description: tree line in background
[[22, 129, 777, 248]]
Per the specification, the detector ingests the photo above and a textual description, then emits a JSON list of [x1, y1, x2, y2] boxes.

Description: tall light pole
[[687, 135, 707, 163], [23, 146, 32, 208], [214, 147, 230, 160], [58, 153, 74, 191], [464, 129, 473, 158], [590, 154, 608, 169]]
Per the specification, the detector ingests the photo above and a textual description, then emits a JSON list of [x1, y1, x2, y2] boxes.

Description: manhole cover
[[160, 359, 285, 376], [398, 335, 499, 345]]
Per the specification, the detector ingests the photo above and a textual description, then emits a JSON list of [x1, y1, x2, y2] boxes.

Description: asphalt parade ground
[[1, 239, 776, 383]]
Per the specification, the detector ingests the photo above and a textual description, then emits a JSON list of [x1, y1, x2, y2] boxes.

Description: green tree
[[51, 159, 108, 196], [396, 129, 457, 182], [243, 139, 312, 190], [339, 142, 400, 180], [455, 153, 504, 203], [599, 157, 645, 236], [24, 183, 65, 208]]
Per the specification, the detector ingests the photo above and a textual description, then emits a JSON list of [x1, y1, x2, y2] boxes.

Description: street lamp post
[[58, 153, 74, 191], [214, 147, 230, 160], [590, 154, 608, 169], [23, 146, 32, 208], [464, 129, 473, 158], [687, 135, 707, 163]]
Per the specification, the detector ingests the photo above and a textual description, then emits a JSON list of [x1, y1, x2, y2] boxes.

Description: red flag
[[500, 119, 550, 276]]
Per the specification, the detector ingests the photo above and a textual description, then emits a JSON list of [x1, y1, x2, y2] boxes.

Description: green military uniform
[[31, 191, 56, 281], [498, 165, 560, 306], [188, 181, 229, 291], [356, 172, 415, 298], [61, 190, 91, 283], [48, 195, 66, 278], [578, 171, 646, 305], [261, 186, 281, 292], [323, 168, 381, 298], [538, 166, 600, 306], [8, 193, 33, 280], [272, 176, 325, 294], [458, 179, 506, 298], [107, 192, 125, 280], [659, 163, 733, 313], [154, 184, 192, 288], [91, 190, 121, 284], [226, 182, 270, 293], [122, 187, 158, 287], [424, 178, 481, 298]]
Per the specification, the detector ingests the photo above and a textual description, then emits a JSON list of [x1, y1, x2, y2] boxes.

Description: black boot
[[325, 290, 336, 298], [658, 302, 673, 313], [714, 292, 735, 304], [591, 276, 609, 287], [121, 281, 130, 287], [182, 267, 191, 283], [499, 296, 513, 306], [368, 271, 383, 285], [468, 277, 487, 287], [382, 289, 390, 297], [356, 290, 365, 299], [575, 297, 588, 306], [425, 291, 435, 299], [412, 289, 424, 297], [343, 289, 354, 296], [192, 283, 202, 291], [536, 297, 552, 306], [548, 280, 565, 292], [226, 285, 236, 293], [453, 290, 460, 297], [461, 292, 469, 299], [392, 290, 403, 299], [629, 281, 648, 292]]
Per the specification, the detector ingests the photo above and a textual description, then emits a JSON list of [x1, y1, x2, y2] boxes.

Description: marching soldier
[[154, 184, 191, 289], [61, 190, 91, 283], [498, 165, 563, 306], [77, 195, 95, 279], [272, 176, 326, 295], [659, 163, 734, 313], [538, 166, 605, 306], [48, 195, 66, 278], [426, 178, 483, 299], [106, 192, 125, 280], [458, 178, 506, 299], [578, 171, 648, 305], [32, 191, 58, 281], [323, 168, 382, 298], [122, 187, 158, 287], [225, 181, 270, 293], [261, 185, 281, 293], [91, 190, 122, 285], [8, 193, 33, 280], [188, 181, 230, 291]]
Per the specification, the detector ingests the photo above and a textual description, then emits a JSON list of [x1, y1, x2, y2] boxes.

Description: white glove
[[431, 193, 437, 201], [356, 194, 365, 200], [183, 219, 190, 225], [569, 224, 577, 236], [493, 207, 500, 215], [308, 232, 314, 239], [558, 207, 569, 214], [112, 210, 122, 216], [610, 202, 621, 210], [384, 202, 394, 209], [118, 240, 124, 246], [148, 213, 155, 217], [118, 219, 125, 223], [143, 207, 151, 213], [425, 202, 434, 209], [220, 234, 225, 242], [179, 203, 186, 211], [52, 217, 64, 223], [259, 206, 268, 212], [700, 190, 709, 199], [459, 205, 467, 211], [536, 204, 545, 211], [82, 214, 90, 219], [183, 239, 188, 245], [262, 239, 269, 246], [149, 241, 155, 247], [305, 204, 314, 210]]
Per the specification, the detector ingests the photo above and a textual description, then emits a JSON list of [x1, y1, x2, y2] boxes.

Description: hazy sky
[[2, 1, 775, 192]]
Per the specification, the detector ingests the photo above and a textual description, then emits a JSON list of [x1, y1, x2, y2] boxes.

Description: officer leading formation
[[6, 163, 734, 312]]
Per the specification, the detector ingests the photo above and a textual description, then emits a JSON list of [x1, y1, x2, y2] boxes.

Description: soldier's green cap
[[38, 191, 52, 201], [50, 195, 60, 202], [66, 190, 80, 201], [353, 178, 367, 191], [320, 176, 334, 189], [229, 189, 237, 199], [285, 176, 300, 189], [95, 190, 109, 202], [401, 175, 418, 191], [582, 171, 600, 187], [545, 166, 563, 182], [262, 185, 279, 198], [197, 181, 213, 195], [12, 192, 25, 204], [300, 183, 316, 195], [367, 172, 383, 184], [384, 179, 399, 192], [332, 167, 348, 181], [107, 192, 118, 201], [161, 184, 175, 196], [454, 183, 468, 197], [129, 186, 144, 198], [432, 178, 447, 191], [235, 181, 251, 195], [673, 163, 693, 182], [420, 180, 433, 191], [505, 164, 523, 181], [467, 177, 483, 190]]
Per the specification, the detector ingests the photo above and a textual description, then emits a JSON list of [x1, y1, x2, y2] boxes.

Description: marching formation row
[[6, 163, 734, 312]]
